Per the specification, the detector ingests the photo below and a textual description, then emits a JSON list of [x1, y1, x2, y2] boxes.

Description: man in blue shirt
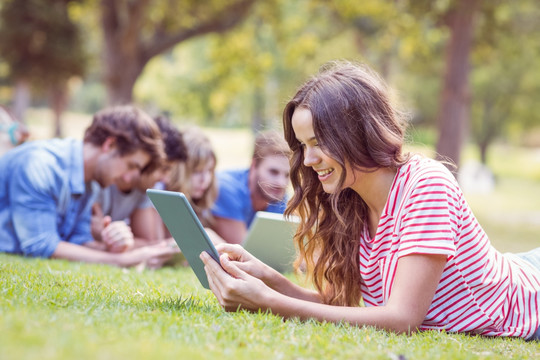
[[0, 105, 178, 267], [212, 130, 291, 244], [91, 115, 187, 248]]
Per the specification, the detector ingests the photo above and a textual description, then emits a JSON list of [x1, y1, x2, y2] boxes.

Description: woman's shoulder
[[402, 155, 456, 180], [398, 155, 461, 196]]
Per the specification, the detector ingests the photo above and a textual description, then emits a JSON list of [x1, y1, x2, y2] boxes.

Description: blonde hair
[[169, 127, 218, 226], [252, 130, 292, 166]]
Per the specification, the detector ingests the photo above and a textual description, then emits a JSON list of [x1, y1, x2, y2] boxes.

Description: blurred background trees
[[0, 0, 86, 136], [100, 0, 256, 105], [0, 0, 539, 170]]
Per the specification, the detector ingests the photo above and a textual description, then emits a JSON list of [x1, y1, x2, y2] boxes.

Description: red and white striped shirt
[[359, 156, 540, 338]]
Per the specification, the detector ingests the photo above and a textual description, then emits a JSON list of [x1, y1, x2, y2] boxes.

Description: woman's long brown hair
[[283, 62, 410, 306]]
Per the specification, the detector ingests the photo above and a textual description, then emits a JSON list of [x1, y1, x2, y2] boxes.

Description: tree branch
[[141, 0, 256, 63]]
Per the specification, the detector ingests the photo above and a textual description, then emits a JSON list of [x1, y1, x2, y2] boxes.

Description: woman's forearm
[[263, 291, 418, 334], [264, 267, 322, 303]]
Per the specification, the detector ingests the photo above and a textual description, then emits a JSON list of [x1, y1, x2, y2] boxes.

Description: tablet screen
[[146, 189, 220, 289]]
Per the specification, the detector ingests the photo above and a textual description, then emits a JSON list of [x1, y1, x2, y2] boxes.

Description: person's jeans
[[515, 247, 540, 341]]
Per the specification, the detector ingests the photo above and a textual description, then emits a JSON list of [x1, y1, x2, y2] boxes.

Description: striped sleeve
[[396, 165, 459, 258]]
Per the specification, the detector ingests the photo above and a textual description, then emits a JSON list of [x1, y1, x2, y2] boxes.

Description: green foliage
[[0, 0, 86, 90], [135, 0, 453, 129], [1, 0, 536, 149], [100, 0, 258, 105], [136, 0, 364, 127], [69, 81, 107, 114], [1, 254, 539, 360], [470, 0, 540, 155]]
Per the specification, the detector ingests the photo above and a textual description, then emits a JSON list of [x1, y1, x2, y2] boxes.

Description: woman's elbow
[[387, 312, 425, 334]]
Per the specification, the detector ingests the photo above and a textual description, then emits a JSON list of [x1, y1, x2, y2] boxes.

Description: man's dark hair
[[84, 105, 165, 172], [153, 115, 187, 163]]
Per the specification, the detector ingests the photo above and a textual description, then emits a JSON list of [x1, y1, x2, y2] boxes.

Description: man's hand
[[101, 221, 135, 253], [90, 203, 111, 242], [91, 203, 134, 253], [119, 243, 180, 269]]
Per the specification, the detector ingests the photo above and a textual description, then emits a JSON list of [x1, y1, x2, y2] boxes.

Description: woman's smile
[[316, 167, 335, 181]]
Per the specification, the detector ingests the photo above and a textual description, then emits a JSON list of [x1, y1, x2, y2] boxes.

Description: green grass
[[1, 254, 539, 360], [460, 144, 540, 253], [465, 176, 540, 252]]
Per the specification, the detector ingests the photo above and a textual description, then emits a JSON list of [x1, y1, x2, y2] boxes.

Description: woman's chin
[[191, 191, 204, 200]]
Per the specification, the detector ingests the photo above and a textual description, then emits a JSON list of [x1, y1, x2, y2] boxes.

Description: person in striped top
[[200, 61, 540, 340]]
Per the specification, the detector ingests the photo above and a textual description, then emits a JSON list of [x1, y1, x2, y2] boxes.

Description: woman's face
[[291, 107, 355, 194], [190, 157, 215, 200]]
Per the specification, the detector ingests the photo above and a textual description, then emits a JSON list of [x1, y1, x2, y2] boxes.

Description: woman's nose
[[303, 147, 319, 167]]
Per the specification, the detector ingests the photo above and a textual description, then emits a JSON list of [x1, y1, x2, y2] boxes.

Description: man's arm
[[53, 241, 180, 268], [10, 156, 70, 258], [212, 216, 247, 244], [53, 241, 121, 264], [130, 207, 163, 245]]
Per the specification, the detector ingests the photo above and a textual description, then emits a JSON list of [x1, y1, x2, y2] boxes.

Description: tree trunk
[[251, 86, 265, 133], [99, 0, 255, 107], [479, 140, 488, 165], [49, 83, 69, 138], [478, 99, 495, 165], [12, 79, 31, 123], [103, 57, 144, 105], [435, 0, 481, 172], [100, 0, 146, 105]]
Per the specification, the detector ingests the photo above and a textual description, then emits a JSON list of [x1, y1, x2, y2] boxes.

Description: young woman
[[170, 127, 218, 226], [200, 62, 540, 340], [165, 126, 224, 246]]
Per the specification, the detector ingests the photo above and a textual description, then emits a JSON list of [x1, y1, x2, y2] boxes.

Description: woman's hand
[[213, 243, 279, 286], [200, 250, 276, 312]]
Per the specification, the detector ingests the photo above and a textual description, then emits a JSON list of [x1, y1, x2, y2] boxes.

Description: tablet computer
[[243, 211, 298, 273], [146, 189, 219, 289]]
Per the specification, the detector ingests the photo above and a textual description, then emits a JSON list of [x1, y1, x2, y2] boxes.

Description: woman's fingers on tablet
[[202, 251, 246, 307], [201, 252, 226, 284], [216, 243, 249, 261], [202, 253, 232, 307], [220, 254, 247, 280]]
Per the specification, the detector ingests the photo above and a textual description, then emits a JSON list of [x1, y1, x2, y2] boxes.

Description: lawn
[[2, 109, 538, 359], [1, 254, 539, 360]]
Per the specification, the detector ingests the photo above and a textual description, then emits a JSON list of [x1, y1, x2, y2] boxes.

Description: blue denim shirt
[[0, 138, 97, 258]]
